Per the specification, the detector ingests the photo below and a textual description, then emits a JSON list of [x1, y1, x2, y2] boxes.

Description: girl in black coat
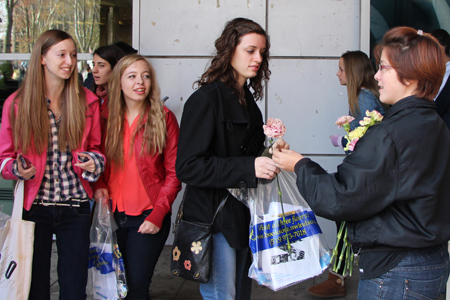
[[176, 18, 287, 300]]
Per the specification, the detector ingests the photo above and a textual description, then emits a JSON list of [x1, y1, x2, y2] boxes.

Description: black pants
[[114, 210, 171, 300]]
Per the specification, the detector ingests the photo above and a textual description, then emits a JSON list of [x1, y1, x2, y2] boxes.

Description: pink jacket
[[0, 88, 104, 210], [93, 106, 181, 229]]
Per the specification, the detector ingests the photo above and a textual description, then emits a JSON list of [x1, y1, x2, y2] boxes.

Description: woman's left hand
[[74, 152, 96, 173], [138, 220, 160, 234], [255, 157, 280, 179], [272, 147, 305, 172]]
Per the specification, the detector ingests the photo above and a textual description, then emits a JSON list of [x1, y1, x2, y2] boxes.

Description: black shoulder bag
[[170, 191, 229, 283]]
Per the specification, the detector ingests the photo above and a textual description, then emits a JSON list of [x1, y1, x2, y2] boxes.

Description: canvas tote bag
[[0, 158, 35, 300]]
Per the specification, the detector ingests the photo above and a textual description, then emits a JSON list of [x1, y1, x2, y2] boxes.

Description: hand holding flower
[[272, 147, 305, 173], [269, 138, 290, 155], [255, 156, 279, 179]]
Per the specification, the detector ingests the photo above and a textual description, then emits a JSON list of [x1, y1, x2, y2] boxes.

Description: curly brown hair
[[195, 18, 271, 106]]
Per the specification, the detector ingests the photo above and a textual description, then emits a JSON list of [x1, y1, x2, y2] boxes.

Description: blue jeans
[[114, 210, 170, 300], [358, 244, 450, 300], [22, 202, 91, 300], [200, 232, 252, 300]]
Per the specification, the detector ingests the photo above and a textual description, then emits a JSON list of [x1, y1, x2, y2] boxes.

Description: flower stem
[[331, 221, 355, 276], [276, 175, 291, 254]]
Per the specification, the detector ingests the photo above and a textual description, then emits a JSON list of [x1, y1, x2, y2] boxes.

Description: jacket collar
[[214, 81, 251, 124], [85, 87, 101, 106], [384, 95, 435, 119]]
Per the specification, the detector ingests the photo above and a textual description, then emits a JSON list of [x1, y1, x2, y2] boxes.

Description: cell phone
[[19, 155, 31, 170], [77, 155, 89, 163]]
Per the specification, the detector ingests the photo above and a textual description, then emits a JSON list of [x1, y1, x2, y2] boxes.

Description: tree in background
[[72, 0, 100, 53], [3, 0, 20, 53], [1, 0, 100, 53]]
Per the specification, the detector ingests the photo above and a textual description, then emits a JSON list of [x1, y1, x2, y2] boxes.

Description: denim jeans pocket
[[404, 276, 443, 300], [22, 206, 37, 220], [72, 203, 91, 217]]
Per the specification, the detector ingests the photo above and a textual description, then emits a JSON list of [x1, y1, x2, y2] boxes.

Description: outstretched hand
[[269, 138, 290, 155], [272, 147, 305, 172]]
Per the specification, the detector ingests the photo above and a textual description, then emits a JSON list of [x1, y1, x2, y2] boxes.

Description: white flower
[[191, 241, 203, 254]]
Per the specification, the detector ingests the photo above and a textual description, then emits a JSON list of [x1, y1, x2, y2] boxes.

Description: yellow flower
[[348, 126, 367, 140], [366, 110, 384, 122], [173, 246, 181, 261], [359, 116, 372, 126]]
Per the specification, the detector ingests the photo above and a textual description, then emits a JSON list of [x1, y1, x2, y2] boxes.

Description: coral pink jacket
[[0, 88, 104, 210]]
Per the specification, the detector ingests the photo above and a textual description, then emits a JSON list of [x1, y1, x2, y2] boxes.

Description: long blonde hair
[[105, 54, 166, 167], [11, 29, 86, 154], [341, 51, 380, 116]]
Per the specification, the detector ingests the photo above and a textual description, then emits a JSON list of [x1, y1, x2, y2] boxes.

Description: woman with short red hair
[[273, 26, 450, 300]]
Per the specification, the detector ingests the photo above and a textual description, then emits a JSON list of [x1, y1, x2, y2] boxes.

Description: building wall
[[134, 0, 364, 247]]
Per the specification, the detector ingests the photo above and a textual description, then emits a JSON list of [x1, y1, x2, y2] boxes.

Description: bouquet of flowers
[[229, 118, 331, 291], [332, 110, 383, 275], [336, 110, 384, 152]]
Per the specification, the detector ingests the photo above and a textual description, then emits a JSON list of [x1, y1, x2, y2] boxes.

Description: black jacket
[[435, 76, 450, 129], [176, 81, 265, 249], [295, 96, 450, 249]]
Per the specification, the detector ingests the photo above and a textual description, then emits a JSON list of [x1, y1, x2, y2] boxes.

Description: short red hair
[[374, 26, 446, 101]]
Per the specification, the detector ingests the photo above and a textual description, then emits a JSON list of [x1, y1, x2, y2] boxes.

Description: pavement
[[48, 244, 442, 300]]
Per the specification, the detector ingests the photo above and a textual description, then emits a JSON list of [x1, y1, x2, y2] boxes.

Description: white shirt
[[435, 61, 450, 100]]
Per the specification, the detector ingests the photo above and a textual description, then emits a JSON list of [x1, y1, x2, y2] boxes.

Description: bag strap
[[1, 158, 25, 220], [210, 192, 229, 226], [173, 189, 229, 234]]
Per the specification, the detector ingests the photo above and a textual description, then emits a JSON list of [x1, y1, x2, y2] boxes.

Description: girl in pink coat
[[0, 29, 105, 300]]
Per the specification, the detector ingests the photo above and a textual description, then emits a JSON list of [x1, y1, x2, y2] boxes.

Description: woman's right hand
[[255, 156, 279, 180], [16, 154, 36, 180], [94, 188, 109, 203]]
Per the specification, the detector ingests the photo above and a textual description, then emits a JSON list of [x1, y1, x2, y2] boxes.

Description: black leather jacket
[[435, 76, 450, 129], [295, 96, 450, 249]]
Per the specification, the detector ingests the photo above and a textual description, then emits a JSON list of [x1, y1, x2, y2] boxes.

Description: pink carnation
[[347, 138, 359, 151], [263, 118, 286, 139], [335, 116, 355, 128]]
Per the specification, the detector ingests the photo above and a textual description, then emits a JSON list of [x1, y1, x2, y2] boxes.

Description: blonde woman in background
[[93, 54, 181, 300]]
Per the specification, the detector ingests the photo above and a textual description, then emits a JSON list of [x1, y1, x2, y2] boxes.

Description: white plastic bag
[[87, 199, 128, 300], [230, 170, 331, 291]]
